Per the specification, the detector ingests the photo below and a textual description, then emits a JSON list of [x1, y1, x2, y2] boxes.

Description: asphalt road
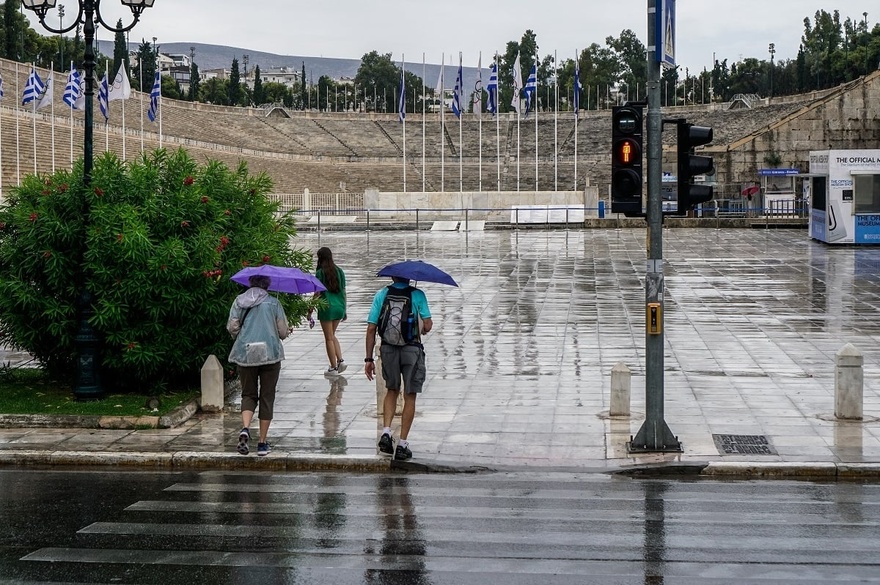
[[3, 469, 880, 584]]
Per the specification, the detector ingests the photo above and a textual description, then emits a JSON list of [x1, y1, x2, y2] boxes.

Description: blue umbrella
[[377, 260, 458, 287], [231, 265, 326, 294]]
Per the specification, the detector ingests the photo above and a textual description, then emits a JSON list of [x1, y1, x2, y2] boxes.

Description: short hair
[[249, 275, 271, 290], [391, 276, 410, 284]]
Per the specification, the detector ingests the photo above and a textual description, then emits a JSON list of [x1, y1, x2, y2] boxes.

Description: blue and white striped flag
[[98, 71, 109, 120], [63, 66, 82, 109], [398, 65, 405, 123], [486, 61, 498, 114], [21, 67, 45, 106], [147, 70, 160, 122], [524, 62, 537, 114], [451, 57, 463, 119], [574, 55, 583, 119]]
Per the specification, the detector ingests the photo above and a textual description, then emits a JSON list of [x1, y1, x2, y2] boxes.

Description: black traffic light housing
[[676, 121, 714, 212], [610, 104, 644, 216]]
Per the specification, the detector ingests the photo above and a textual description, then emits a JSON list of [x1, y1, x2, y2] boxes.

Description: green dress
[[315, 267, 346, 321]]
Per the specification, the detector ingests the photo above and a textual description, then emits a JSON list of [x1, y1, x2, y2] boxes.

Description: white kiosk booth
[[808, 150, 880, 244]]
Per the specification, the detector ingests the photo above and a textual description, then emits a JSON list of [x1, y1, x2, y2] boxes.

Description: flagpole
[[534, 55, 538, 193], [422, 53, 426, 193], [104, 61, 109, 153], [139, 65, 144, 154], [122, 85, 126, 160], [554, 50, 558, 192], [477, 51, 482, 193], [15, 63, 20, 184], [32, 63, 38, 174], [401, 54, 406, 193], [495, 54, 500, 192], [440, 52, 444, 193], [458, 53, 462, 193], [575, 50, 580, 192], [51, 64, 56, 173], [158, 84, 163, 148], [70, 62, 75, 165]]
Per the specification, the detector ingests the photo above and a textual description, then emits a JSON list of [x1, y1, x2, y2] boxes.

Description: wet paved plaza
[[3, 227, 880, 470]]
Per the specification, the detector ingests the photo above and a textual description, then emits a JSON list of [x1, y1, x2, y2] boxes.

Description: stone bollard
[[835, 343, 863, 420], [610, 362, 631, 417], [200, 355, 224, 412]]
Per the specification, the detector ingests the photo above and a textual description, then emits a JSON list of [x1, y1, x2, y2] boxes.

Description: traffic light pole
[[628, 0, 681, 453]]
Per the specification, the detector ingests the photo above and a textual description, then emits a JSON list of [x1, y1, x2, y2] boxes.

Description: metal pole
[[629, 0, 681, 452]]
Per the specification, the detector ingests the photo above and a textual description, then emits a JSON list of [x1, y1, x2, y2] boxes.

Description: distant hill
[[100, 40, 482, 92]]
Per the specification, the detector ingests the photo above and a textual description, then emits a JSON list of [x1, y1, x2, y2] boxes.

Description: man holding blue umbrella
[[365, 273, 434, 461]]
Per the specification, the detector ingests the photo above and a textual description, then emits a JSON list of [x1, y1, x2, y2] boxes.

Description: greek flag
[[63, 67, 82, 109], [147, 71, 160, 122], [486, 62, 498, 114], [574, 57, 583, 119], [98, 72, 109, 120], [22, 68, 45, 106], [451, 58, 463, 119], [524, 62, 537, 114], [398, 66, 405, 123]]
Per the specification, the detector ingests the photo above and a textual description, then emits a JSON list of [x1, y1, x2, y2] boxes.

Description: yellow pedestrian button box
[[647, 303, 662, 335]]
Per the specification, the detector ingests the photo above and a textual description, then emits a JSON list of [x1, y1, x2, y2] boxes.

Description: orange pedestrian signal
[[611, 105, 644, 216]]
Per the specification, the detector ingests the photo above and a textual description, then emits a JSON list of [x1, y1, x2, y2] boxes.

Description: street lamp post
[[22, 0, 156, 399], [58, 4, 65, 68], [864, 12, 870, 76], [768, 43, 775, 98]]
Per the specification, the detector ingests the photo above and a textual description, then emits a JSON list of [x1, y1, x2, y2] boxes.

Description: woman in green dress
[[311, 247, 347, 375]]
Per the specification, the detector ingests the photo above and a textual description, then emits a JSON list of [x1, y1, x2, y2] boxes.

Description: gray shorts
[[380, 344, 426, 394]]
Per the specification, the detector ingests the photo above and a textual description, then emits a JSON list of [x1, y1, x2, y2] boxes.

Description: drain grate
[[712, 434, 777, 455]]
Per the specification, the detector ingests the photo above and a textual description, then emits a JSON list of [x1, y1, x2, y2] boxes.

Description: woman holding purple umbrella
[[227, 274, 290, 457]]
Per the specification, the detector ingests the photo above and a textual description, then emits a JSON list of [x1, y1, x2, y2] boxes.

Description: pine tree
[[252, 65, 264, 105], [229, 57, 242, 106], [300, 61, 307, 110], [3, 0, 24, 60], [188, 61, 201, 102], [112, 19, 130, 81]]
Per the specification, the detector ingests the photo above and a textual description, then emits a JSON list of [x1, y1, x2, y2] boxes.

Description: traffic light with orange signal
[[610, 105, 644, 216]]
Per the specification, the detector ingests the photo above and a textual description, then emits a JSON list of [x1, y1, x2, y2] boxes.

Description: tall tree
[[300, 61, 308, 109], [252, 65, 264, 105], [112, 19, 129, 80], [200, 77, 229, 105], [2, 0, 23, 60], [354, 51, 399, 112], [132, 39, 157, 93], [188, 61, 201, 101], [228, 57, 243, 106]]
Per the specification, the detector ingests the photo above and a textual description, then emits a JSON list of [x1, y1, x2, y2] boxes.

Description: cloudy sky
[[29, 1, 873, 72]]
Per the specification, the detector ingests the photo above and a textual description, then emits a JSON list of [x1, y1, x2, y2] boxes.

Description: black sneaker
[[394, 444, 412, 461], [378, 433, 394, 455], [237, 428, 250, 455]]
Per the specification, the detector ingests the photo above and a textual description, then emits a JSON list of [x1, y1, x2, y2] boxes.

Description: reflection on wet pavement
[[6, 228, 880, 468]]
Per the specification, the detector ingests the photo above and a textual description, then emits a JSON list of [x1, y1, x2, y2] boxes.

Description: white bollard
[[610, 362, 631, 417], [835, 343, 863, 420], [200, 354, 224, 412]]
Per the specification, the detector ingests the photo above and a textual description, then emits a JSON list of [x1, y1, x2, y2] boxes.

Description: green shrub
[[0, 148, 312, 393]]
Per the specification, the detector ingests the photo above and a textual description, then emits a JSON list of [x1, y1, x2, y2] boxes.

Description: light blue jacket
[[227, 288, 289, 367]]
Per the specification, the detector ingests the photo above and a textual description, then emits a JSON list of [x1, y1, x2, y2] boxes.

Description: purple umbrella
[[231, 265, 326, 294], [377, 260, 458, 287]]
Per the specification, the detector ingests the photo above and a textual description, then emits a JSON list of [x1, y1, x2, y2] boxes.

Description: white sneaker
[[324, 367, 338, 377], [336, 360, 348, 373]]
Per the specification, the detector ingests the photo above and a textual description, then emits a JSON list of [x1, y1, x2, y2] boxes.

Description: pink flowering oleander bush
[[0, 148, 312, 393]]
